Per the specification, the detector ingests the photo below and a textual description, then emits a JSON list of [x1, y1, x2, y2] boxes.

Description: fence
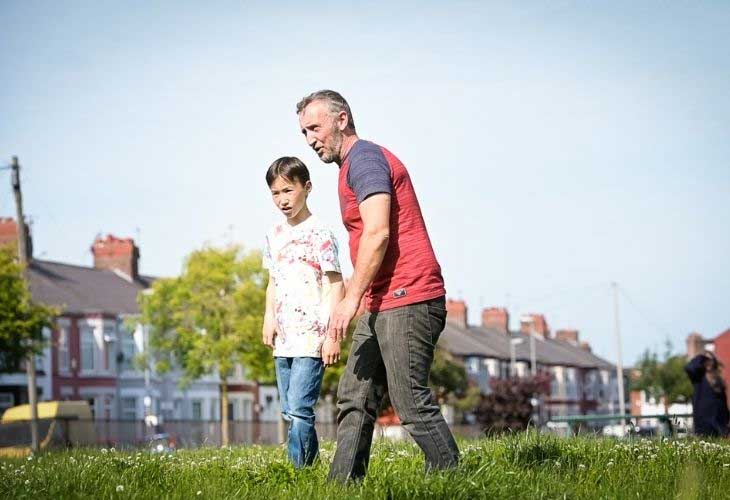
[[0, 419, 486, 450]]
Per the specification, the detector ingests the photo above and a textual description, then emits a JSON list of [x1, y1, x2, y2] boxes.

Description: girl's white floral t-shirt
[[263, 215, 341, 358]]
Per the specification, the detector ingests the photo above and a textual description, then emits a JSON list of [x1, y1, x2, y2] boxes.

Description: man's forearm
[[345, 230, 389, 304]]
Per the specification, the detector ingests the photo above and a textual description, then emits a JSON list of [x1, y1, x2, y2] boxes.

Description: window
[[58, 326, 70, 373], [173, 399, 183, 420], [80, 327, 95, 371], [121, 330, 137, 371], [104, 325, 116, 371], [192, 400, 202, 421], [121, 397, 137, 420], [0, 393, 14, 411]]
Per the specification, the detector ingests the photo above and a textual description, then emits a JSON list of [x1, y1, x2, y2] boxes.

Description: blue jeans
[[275, 357, 324, 468]]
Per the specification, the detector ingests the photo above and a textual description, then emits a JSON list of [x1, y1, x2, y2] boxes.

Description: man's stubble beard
[[320, 125, 343, 164]]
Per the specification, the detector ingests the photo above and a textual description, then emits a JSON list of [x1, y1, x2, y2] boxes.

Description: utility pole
[[612, 282, 627, 437], [11, 156, 39, 453]]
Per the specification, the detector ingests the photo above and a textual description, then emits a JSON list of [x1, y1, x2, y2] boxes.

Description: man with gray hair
[[297, 90, 459, 481]]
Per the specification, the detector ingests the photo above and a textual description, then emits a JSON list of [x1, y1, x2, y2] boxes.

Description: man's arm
[[328, 193, 390, 340], [262, 275, 277, 348]]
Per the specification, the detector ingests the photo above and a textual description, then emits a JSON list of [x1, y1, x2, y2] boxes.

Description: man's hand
[[321, 337, 341, 367], [328, 297, 359, 342], [262, 322, 277, 348]]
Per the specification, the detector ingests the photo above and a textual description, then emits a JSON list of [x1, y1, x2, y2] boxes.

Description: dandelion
[[116, 485, 124, 492], [101, 448, 108, 454]]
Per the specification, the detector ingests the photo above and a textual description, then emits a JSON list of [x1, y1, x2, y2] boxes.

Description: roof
[[441, 323, 614, 370], [27, 259, 156, 316]]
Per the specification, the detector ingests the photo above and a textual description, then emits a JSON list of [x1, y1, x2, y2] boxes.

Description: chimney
[[91, 234, 139, 280], [686, 332, 707, 359], [579, 341, 592, 352], [482, 307, 509, 333], [446, 299, 467, 329], [0, 217, 33, 259], [555, 329, 579, 345], [520, 313, 550, 338]]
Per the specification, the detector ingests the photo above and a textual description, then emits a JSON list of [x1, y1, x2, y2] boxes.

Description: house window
[[121, 331, 137, 371], [104, 325, 116, 371], [192, 400, 203, 421], [0, 393, 14, 411], [121, 397, 137, 420], [173, 399, 183, 420], [80, 327, 95, 371], [58, 326, 70, 373]]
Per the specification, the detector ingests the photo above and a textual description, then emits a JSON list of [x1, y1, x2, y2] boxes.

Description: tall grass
[[2, 433, 730, 499]]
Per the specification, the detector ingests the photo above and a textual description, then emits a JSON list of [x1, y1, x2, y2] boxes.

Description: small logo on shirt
[[393, 288, 407, 298]]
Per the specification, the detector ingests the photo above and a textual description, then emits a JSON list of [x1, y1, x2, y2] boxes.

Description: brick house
[[0, 218, 263, 421]]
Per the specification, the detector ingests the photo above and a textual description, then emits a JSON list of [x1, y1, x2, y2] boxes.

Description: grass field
[[2, 433, 730, 499]]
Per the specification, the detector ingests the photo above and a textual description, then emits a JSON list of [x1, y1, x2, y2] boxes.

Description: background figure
[[685, 352, 729, 437]]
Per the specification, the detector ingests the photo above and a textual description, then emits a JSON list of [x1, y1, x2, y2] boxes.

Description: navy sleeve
[[347, 143, 392, 204], [685, 355, 707, 384]]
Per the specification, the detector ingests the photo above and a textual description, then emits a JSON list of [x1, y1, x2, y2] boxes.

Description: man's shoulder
[[349, 139, 384, 160]]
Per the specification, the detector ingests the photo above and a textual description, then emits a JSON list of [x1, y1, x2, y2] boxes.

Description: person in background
[[685, 352, 729, 437]]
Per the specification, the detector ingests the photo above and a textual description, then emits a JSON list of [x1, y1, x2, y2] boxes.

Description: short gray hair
[[296, 90, 356, 133]]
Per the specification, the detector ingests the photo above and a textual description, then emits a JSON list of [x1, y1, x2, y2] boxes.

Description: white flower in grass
[[27, 456, 33, 461], [607, 461, 614, 467], [197, 492, 202, 496], [724, 464, 730, 468], [101, 448, 108, 454], [578, 464, 586, 469], [25, 480, 30, 485], [116, 485, 124, 492]]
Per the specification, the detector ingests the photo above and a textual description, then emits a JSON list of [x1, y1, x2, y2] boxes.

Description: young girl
[[262, 156, 343, 467]]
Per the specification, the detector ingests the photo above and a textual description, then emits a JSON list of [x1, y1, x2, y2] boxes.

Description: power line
[[617, 285, 675, 341]]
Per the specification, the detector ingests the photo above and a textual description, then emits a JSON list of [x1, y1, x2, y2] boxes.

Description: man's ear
[[337, 110, 349, 131]]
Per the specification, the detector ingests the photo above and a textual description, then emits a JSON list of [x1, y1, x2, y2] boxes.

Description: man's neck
[[337, 133, 360, 166]]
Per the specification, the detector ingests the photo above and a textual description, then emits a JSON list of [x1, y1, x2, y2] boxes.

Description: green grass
[[2, 433, 730, 499]]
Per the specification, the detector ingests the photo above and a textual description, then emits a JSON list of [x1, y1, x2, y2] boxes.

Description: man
[[296, 90, 459, 481]]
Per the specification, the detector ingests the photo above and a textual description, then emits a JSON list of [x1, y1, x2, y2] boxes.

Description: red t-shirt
[[338, 140, 445, 312]]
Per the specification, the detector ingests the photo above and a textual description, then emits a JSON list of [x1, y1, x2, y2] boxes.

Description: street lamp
[[510, 337, 524, 377]]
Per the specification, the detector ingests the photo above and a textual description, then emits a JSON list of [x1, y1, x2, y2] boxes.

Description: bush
[[475, 373, 551, 434]]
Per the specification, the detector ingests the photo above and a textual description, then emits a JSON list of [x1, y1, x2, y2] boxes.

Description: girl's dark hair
[[265, 156, 310, 187]]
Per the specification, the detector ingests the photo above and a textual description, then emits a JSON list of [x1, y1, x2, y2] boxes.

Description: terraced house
[[0, 218, 267, 423], [441, 299, 623, 419]]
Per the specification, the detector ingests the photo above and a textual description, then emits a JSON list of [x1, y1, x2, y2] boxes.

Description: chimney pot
[[446, 299, 468, 329], [481, 307, 509, 333], [91, 234, 140, 280]]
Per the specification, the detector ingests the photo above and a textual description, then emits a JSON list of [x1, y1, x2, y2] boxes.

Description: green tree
[[0, 245, 57, 373], [430, 346, 469, 404], [632, 341, 693, 413], [138, 246, 270, 445]]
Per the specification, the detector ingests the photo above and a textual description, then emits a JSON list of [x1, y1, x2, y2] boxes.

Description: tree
[[429, 346, 469, 404], [0, 245, 57, 373], [475, 373, 551, 434], [138, 246, 270, 446], [632, 341, 693, 413]]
